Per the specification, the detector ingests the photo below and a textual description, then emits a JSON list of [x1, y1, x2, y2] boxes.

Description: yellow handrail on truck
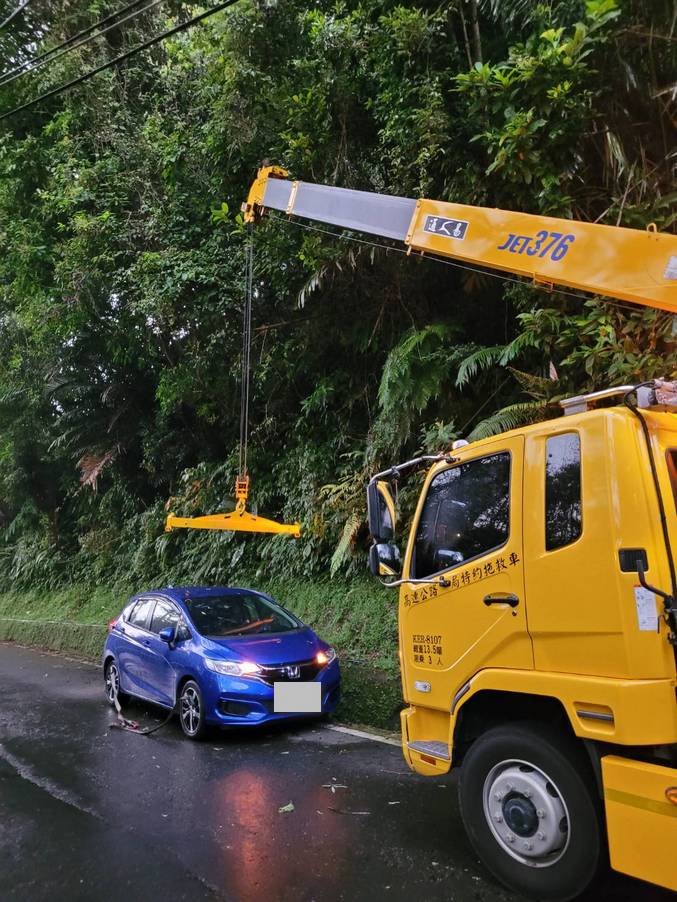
[[244, 167, 677, 899]]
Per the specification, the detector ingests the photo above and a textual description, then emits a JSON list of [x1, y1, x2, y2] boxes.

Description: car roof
[[134, 586, 266, 605]]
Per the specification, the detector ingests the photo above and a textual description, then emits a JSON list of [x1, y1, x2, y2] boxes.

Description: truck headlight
[[205, 658, 261, 677]]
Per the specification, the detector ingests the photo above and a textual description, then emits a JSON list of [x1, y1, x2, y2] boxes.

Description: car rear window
[[184, 592, 298, 638]]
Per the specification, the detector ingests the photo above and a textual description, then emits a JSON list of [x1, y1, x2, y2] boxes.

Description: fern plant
[[374, 324, 461, 453]]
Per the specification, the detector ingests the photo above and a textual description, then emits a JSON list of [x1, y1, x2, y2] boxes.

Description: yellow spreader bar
[[165, 509, 301, 538], [165, 471, 300, 537]]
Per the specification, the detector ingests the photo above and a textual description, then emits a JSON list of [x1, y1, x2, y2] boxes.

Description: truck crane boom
[[244, 165, 677, 313]]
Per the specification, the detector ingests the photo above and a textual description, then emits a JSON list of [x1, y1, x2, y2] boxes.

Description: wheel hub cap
[[503, 792, 539, 836], [106, 665, 119, 701], [483, 760, 569, 867], [181, 688, 200, 733]]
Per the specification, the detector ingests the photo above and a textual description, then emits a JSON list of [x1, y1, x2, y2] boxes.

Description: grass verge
[[0, 578, 404, 729]]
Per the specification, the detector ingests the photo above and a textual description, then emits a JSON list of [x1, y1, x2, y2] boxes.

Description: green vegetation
[[0, 2, 673, 677], [0, 578, 397, 663]]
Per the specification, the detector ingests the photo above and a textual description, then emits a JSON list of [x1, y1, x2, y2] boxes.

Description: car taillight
[[108, 617, 118, 633]]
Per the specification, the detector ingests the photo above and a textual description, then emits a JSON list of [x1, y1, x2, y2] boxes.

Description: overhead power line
[[0, 0, 239, 122], [0, 0, 31, 31], [0, 0, 165, 89], [0, 0, 153, 86]]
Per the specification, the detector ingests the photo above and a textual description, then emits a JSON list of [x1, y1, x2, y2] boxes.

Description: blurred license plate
[[274, 682, 321, 713]]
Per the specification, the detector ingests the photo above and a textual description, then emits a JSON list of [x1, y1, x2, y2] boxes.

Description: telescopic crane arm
[[243, 166, 677, 314]]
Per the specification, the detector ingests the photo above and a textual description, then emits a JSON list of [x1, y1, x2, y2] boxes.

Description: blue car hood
[[202, 627, 321, 665]]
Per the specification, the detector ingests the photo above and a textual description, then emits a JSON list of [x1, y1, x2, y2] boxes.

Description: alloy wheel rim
[[181, 686, 200, 734], [105, 663, 119, 702], [482, 758, 570, 868]]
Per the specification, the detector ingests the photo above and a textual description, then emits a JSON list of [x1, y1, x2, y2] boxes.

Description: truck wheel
[[458, 722, 603, 902]]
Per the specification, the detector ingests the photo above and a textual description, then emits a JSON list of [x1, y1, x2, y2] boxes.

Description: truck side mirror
[[369, 542, 402, 579], [367, 480, 396, 542]]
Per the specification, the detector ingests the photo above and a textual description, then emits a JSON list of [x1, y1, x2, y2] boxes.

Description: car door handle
[[483, 592, 519, 607]]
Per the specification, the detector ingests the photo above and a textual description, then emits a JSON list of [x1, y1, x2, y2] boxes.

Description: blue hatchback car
[[102, 586, 341, 739]]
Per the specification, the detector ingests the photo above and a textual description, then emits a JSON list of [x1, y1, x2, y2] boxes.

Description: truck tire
[[458, 722, 603, 901]]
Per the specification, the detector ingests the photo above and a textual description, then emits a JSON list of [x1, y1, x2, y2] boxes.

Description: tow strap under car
[[109, 687, 176, 736]]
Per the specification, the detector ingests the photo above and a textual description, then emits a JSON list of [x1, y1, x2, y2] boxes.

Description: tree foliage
[[0, 0, 674, 588]]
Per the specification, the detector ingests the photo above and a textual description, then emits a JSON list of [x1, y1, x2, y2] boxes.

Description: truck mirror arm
[[369, 455, 458, 487], [637, 559, 672, 604]]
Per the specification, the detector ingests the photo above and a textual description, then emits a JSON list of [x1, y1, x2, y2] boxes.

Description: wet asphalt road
[[0, 643, 672, 902]]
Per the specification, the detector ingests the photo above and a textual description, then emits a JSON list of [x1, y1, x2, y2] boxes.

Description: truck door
[[401, 437, 532, 713]]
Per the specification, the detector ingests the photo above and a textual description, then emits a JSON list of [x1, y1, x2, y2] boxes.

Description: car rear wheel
[[179, 680, 207, 740], [104, 659, 129, 708], [458, 722, 604, 901]]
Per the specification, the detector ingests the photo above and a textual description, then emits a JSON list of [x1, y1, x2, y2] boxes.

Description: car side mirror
[[367, 480, 396, 542], [369, 542, 401, 580], [159, 626, 176, 645], [435, 549, 464, 569]]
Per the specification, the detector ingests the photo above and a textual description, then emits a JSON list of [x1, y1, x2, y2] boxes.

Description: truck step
[[407, 740, 450, 760]]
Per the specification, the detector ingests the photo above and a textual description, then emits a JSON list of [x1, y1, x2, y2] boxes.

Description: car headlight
[[205, 658, 261, 677], [316, 647, 336, 666]]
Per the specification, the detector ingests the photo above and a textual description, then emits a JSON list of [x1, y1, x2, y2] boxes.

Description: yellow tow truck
[[243, 167, 677, 899]]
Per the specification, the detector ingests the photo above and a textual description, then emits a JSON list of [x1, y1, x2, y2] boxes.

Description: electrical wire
[[458, 376, 513, 435], [271, 213, 650, 317], [0, 0, 164, 89], [0, 0, 240, 122], [0, 0, 149, 84], [0, 0, 31, 31]]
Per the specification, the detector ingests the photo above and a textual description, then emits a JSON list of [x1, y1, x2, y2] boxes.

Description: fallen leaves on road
[[322, 783, 347, 793], [278, 801, 295, 813]]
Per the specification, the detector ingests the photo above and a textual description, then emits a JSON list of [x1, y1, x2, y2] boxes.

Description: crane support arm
[[243, 167, 677, 313]]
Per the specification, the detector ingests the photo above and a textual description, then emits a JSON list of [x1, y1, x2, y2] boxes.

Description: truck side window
[[545, 432, 582, 551], [414, 452, 510, 579]]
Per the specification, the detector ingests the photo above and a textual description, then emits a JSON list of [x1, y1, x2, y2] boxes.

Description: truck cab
[[368, 383, 677, 900]]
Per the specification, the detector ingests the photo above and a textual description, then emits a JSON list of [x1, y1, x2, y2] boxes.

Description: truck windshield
[[184, 592, 299, 637]]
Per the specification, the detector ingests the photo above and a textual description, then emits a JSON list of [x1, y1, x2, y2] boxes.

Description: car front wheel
[[179, 679, 207, 740], [458, 722, 604, 901], [104, 659, 129, 708]]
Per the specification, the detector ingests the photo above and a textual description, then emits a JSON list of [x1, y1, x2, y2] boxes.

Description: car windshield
[[184, 591, 299, 638]]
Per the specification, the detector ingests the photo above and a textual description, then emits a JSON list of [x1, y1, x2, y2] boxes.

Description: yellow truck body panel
[[602, 755, 677, 891]]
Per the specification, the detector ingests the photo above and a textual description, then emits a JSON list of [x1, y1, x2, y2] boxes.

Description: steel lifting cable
[[164, 220, 301, 536], [239, 224, 254, 478], [271, 213, 650, 317]]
